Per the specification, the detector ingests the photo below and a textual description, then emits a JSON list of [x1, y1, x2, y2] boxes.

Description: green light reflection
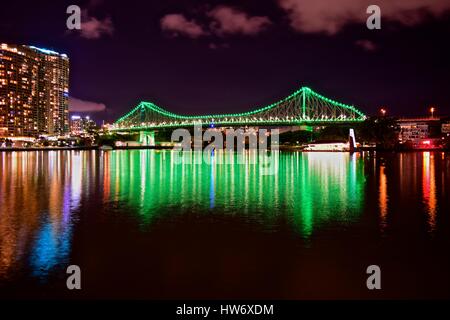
[[102, 150, 366, 237]]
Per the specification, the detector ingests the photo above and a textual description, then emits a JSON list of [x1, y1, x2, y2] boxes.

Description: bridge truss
[[111, 87, 366, 131]]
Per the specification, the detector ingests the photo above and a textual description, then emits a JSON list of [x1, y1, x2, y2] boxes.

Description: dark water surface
[[0, 150, 449, 299]]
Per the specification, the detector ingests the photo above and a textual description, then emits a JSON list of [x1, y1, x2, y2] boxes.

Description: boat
[[304, 128, 358, 152]]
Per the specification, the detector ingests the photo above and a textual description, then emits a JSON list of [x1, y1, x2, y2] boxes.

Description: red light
[[422, 140, 431, 145]]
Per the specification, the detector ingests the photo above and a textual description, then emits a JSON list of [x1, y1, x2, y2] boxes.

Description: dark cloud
[[208, 6, 271, 36], [277, 0, 450, 34], [69, 97, 106, 112], [161, 5, 271, 39], [355, 39, 377, 51], [80, 15, 114, 39], [160, 14, 207, 38]]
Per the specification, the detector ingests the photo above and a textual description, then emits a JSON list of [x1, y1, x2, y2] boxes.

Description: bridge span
[[110, 87, 366, 133]]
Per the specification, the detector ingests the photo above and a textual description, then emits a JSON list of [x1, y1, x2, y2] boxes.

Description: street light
[[430, 107, 436, 118], [380, 108, 387, 116]]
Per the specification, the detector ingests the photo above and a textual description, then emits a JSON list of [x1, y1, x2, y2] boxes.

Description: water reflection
[[0, 150, 448, 284], [379, 165, 388, 233], [422, 152, 437, 233], [0, 151, 85, 279], [102, 151, 366, 236]]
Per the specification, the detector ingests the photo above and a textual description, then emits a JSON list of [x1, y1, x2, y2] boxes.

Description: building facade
[[70, 115, 96, 134], [0, 43, 69, 137], [398, 117, 444, 149], [398, 122, 429, 141], [442, 122, 450, 134]]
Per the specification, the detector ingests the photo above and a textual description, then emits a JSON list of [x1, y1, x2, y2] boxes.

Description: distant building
[[0, 43, 69, 137], [442, 122, 450, 134], [399, 122, 429, 141], [70, 115, 83, 134], [398, 117, 444, 149], [70, 115, 96, 134]]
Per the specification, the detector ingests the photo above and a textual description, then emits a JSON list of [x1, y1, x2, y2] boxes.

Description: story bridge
[[111, 86, 365, 130], [109, 86, 366, 145]]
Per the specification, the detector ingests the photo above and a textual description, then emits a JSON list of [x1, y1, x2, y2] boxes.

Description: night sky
[[1, 0, 450, 122]]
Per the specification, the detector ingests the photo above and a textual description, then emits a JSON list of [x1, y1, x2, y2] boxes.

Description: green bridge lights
[[111, 86, 366, 131]]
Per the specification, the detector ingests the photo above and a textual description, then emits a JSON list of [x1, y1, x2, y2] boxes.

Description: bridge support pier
[[300, 125, 314, 132], [139, 131, 155, 146]]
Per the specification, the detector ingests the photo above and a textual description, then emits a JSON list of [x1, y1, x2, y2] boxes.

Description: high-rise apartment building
[[70, 115, 97, 134], [0, 43, 69, 137]]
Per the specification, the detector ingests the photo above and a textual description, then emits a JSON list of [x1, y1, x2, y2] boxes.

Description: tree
[[279, 130, 316, 145], [356, 116, 399, 150]]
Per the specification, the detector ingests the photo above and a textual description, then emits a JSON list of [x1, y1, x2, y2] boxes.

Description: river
[[0, 150, 449, 299]]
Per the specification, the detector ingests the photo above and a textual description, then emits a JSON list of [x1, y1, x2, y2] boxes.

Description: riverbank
[[0, 145, 176, 152], [1, 145, 448, 152], [0, 146, 99, 152]]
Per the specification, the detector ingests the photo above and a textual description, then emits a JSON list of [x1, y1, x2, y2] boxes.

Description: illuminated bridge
[[111, 86, 366, 132]]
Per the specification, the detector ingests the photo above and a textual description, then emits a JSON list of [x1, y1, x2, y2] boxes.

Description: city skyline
[[0, 0, 449, 123]]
